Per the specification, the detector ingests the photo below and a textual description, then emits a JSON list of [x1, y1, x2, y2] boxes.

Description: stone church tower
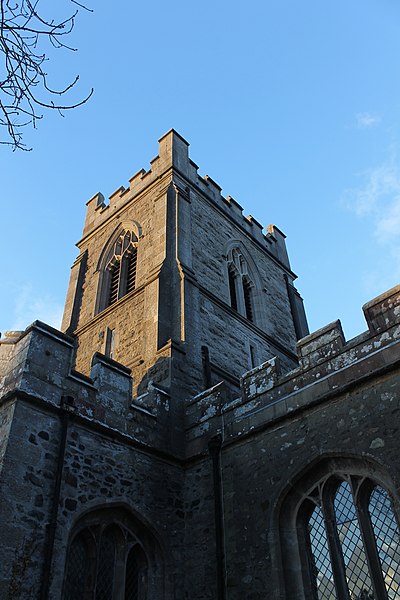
[[1, 131, 400, 600], [62, 129, 308, 443]]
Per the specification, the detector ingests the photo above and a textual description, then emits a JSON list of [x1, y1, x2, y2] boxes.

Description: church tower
[[62, 129, 308, 408], [1, 131, 400, 600]]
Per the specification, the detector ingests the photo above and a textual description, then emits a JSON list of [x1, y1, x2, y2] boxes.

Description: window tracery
[[303, 476, 400, 599], [227, 247, 255, 323], [63, 512, 150, 600], [96, 228, 139, 314]]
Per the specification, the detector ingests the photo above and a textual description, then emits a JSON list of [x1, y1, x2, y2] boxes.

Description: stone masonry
[[0, 131, 399, 600]]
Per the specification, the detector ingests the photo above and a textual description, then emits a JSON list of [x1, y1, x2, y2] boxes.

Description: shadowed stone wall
[[1, 131, 399, 600]]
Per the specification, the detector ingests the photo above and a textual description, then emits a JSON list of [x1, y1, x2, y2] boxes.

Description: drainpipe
[[208, 433, 226, 600], [40, 395, 75, 600]]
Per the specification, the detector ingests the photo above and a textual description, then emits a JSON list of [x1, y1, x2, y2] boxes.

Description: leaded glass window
[[96, 528, 116, 600], [304, 477, 400, 600], [369, 487, 400, 599], [63, 517, 149, 600], [334, 482, 373, 598], [308, 505, 336, 599], [63, 532, 89, 600], [125, 545, 147, 600], [281, 462, 400, 600]]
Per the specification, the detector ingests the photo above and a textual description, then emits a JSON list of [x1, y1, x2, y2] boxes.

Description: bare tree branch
[[0, 0, 93, 150]]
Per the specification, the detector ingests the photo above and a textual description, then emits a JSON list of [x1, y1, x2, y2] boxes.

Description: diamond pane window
[[125, 546, 141, 600], [95, 528, 116, 600], [284, 464, 400, 600], [369, 487, 400, 599], [63, 532, 88, 600], [334, 482, 373, 599], [308, 506, 337, 599], [63, 509, 154, 600]]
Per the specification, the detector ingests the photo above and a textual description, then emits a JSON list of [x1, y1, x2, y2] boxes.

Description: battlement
[[0, 322, 170, 451], [4, 284, 397, 461], [185, 284, 400, 456], [81, 130, 290, 268]]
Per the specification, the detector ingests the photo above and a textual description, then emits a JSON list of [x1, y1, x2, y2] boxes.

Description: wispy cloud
[[343, 153, 400, 293], [344, 156, 400, 241], [10, 284, 63, 331], [356, 112, 381, 128]]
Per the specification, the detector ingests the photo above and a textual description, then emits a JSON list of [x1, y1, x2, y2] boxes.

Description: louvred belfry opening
[[108, 262, 121, 306], [126, 248, 137, 294], [98, 229, 139, 312]]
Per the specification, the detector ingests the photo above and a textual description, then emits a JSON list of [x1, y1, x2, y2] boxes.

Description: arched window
[[302, 476, 400, 599], [227, 247, 255, 323], [62, 509, 157, 600], [97, 228, 139, 313]]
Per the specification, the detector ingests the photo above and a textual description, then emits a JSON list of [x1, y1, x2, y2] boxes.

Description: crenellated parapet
[[0, 322, 171, 452], [185, 284, 400, 456], [81, 129, 291, 269], [4, 285, 398, 460]]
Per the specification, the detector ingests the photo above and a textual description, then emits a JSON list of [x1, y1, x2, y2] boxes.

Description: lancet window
[[227, 248, 255, 323]]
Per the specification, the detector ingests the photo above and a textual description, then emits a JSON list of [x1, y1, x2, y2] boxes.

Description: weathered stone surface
[[1, 132, 399, 600]]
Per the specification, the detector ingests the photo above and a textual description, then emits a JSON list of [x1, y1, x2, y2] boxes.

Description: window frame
[[226, 247, 257, 324], [95, 226, 139, 315], [62, 507, 162, 600], [279, 459, 400, 600]]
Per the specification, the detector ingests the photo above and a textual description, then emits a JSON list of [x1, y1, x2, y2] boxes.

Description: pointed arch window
[[63, 511, 152, 600], [97, 229, 139, 313], [302, 476, 400, 599], [227, 247, 256, 323]]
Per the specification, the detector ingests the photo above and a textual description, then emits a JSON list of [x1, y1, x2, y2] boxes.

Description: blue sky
[[2, 0, 400, 342]]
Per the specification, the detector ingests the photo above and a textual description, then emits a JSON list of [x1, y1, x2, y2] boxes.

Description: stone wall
[[182, 284, 400, 599], [0, 323, 184, 599], [61, 130, 304, 408], [2, 132, 398, 600], [1, 283, 399, 599]]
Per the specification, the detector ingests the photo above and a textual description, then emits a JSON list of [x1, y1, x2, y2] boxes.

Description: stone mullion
[[355, 487, 387, 600], [321, 493, 350, 600]]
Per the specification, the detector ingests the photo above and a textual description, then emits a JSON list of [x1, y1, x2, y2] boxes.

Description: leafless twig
[[0, 0, 93, 150]]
